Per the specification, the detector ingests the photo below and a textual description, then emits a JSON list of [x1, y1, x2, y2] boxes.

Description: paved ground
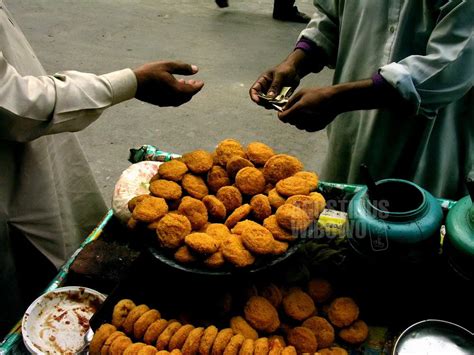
[[9, 0, 333, 206]]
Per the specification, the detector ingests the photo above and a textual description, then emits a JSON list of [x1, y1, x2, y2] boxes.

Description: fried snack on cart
[[156, 321, 182, 350], [207, 166, 231, 193], [230, 220, 260, 235], [137, 345, 161, 354], [122, 304, 150, 335], [270, 239, 288, 256], [286, 195, 321, 219], [282, 288, 316, 321], [244, 296, 279, 332], [169, 324, 195, 350], [275, 204, 312, 232], [158, 160, 189, 181], [293, 171, 319, 191], [215, 139, 247, 166], [230, 316, 259, 340], [203, 195, 227, 220], [317, 347, 349, 355], [204, 251, 226, 268], [258, 283, 283, 308], [223, 334, 245, 355], [246, 142, 275, 166], [181, 326, 205, 354], [206, 223, 232, 242], [262, 215, 295, 242], [269, 335, 286, 347], [150, 179, 183, 200], [128, 195, 152, 213], [144, 319, 170, 345], [156, 213, 192, 249], [110, 335, 133, 354], [338, 320, 369, 344], [267, 189, 286, 209], [225, 204, 252, 229], [249, 194, 272, 221], [327, 297, 359, 328], [253, 337, 269, 355], [276, 176, 311, 197], [133, 197, 169, 223], [226, 156, 255, 179], [100, 331, 126, 355], [302, 316, 335, 349], [199, 325, 219, 355], [240, 224, 275, 255], [239, 339, 255, 355], [174, 245, 197, 264], [235, 167, 266, 196], [222, 234, 255, 267], [287, 326, 318, 353], [307, 278, 333, 304], [182, 174, 209, 200], [264, 313, 280, 333], [268, 337, 284, 355], [309, 192, 326, 217], [182, 150, 214, 174], [134, 309, 162, 339], [281, 345, 297, 355], [216, 186, 243, 213], [112, 299, 137, 328], [263, 154, 303, 184], [178, 197, 209, 231], [211, 328, 235, 355], [90, 323, 117, 355], [185, 232, 220, 254], [123, 342, 147, 355]]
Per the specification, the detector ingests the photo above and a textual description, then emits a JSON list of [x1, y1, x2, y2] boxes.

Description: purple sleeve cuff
[[295, 37, 319, 56], [371, 72, 389, 90]]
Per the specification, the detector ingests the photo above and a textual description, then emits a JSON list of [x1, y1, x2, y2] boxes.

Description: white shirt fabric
[[299, 0, 473, 199], [0, 1, 136, 326]]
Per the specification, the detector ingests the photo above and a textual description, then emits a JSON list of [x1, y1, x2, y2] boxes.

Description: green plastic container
[[347, 179, 443, 264]]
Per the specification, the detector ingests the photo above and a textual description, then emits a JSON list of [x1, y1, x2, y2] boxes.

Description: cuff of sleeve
[[295, 38, 319, 55], [101, 68, 137, 105]]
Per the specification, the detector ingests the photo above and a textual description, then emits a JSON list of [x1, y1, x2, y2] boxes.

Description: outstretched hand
[[133, 61, 204, 107]]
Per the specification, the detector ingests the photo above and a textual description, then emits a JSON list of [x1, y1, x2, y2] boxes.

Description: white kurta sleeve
[[298, 0, 339, 67], [379, 0, 474, 117], [0, 52, 137, 142]]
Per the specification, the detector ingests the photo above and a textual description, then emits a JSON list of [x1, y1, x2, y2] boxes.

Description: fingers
[[267, 72, 285, 98], [164, 61, 199, 76], [249, 74, 273, 103]]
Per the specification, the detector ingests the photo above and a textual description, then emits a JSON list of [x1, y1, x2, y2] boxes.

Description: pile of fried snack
[[89, 278, 369, 355], [127, 139, 326, 268]]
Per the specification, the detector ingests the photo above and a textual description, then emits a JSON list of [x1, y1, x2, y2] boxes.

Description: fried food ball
[[309, 192, 327, 217], [101, 331, 126, 355], [238, 339, 254, 355], [174, 245, 197, 264], [169, 324, 195, 350], [199, 325, 219, 355], [206, 223, 232, 242], [178, 197, 209, 231], [170, 350, 183, 355], [267, 189, 286, 210], [221, 235, 255, 268], [157, 351, 170, 355], [226, 157, 255, 179], [276, 176, 311, 197], [123, 342, 147, 355], [128, 195, 152, 213], [230, 316, 258, 340], [183, 150, 214, 174], [263, 215, 296, 242], [216, 186, 243, 213], [110, 335, 133, 355], [150, 180, 183, 200], [122, 304, 150, 335], [211, 328, 235, 355], [328, 297, 359, 328], [246, 142, 275, 166], [156, 321, 182, 350], [90, 323, 117, 355], [253, 338, 269, 355], [156, 213, 192, 249], [294, 171, 319, 191], [181, 326, 205, 355], [137, 345, 160, 355], [249, 194, 272, 221], [269, 335, 286, 347], [317, 346, 349, 355], [280, 346, 297, 355], [264, 314, 280, 333], [182, 174, 209, 200], [144, 319, 169, 345], [287, 327, 318, 354], [185, 233, 220, 254], [225, 204, 252, 229], [202, 195, 227, 221], [230, 220, 261, 235], [133, 197, 169, 223], [263, 154, 303, 184], [112, 299, 137, 328], [268, 337, 284, 355], [207, 166, 231, 193], [271, 241, 289, 258], [127, 217, 139, 230], [204, 251, 226, 268], [215, 139, 246, 166], [241, 225, 275, 255], [275, 204, 312, 232], [134, 309, 162, 340], [338, 320, 369, 344], [235, 167, 266, 196], [259, 283, 283, 308], [302, 316, 335, 349], [244, 296, 279, 332], [282, 288, 316, 321], [285, 195, 321, 219], [158, 160, 189, 181], [307, 278, 333, 303], [223, 334, 245, 355]]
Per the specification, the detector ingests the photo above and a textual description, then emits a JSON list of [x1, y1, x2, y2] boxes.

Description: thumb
[[267, 73, 284, 99], [165, 61, 199, 76]]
